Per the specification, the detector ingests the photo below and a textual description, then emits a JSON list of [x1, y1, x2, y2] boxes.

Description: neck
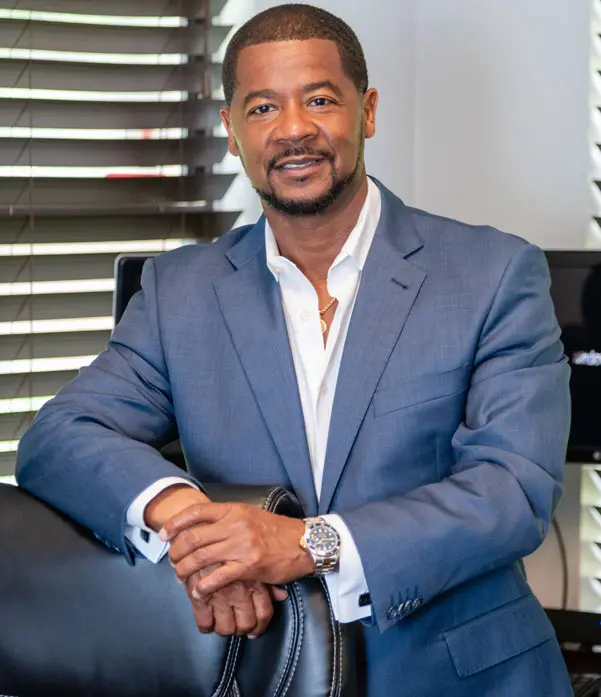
[[264, 175, 369, 286]]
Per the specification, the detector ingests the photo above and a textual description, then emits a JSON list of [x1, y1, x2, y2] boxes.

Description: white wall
[[413, 1, 591, 249], [225, 0, 592, 607]]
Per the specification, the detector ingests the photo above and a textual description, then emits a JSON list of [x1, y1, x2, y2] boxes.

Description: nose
[[273, 101, 319, 144]]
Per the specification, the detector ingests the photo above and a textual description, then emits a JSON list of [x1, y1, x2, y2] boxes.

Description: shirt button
[[320, 384, 328, 396], [300, 310, 310, 321]]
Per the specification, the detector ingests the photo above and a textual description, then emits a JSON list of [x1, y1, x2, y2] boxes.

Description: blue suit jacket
[[17, 180, 572, 696]]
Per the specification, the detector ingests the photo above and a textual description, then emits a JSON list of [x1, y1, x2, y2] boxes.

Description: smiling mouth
[[274, 158, 327, 172]]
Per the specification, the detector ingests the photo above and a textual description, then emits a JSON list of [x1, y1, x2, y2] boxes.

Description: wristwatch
[[299, 517, 341, 576]]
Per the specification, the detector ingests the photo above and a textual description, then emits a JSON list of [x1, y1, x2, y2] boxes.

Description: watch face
[[308, 524, 339, 556]]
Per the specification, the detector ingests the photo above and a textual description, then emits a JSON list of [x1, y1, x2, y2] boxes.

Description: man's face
[[221, 39, 378, 216]]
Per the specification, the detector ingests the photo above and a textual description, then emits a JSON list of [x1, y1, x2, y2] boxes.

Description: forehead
[[233, 39, 352, 99]]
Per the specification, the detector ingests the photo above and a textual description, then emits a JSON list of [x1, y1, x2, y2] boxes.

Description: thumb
[[270, 585, 289, 602]]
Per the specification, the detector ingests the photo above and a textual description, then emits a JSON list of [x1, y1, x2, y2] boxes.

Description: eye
[[249, 104, 274, 116], [309, 97, 333, 107]]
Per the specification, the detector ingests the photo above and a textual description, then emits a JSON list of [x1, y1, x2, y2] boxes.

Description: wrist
[[294, 518, 316, 577], [144, 485, 210, 531]]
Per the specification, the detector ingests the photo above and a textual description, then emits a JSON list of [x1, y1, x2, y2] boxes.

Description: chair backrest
[[113, 252, 187, 469], [113, 253, 156, 324], [0, 483, 357, 697]]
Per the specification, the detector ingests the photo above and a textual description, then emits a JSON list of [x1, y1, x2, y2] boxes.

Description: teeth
[[282, 160, 317, 169]]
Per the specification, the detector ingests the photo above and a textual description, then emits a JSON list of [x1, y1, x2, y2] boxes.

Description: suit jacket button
[[412, 597, 424, 611]]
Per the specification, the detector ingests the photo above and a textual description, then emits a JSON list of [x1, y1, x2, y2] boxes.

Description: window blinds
[[0, 0, 238, 478]]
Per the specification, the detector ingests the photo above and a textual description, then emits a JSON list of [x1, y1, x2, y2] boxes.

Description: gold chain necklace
[[318, 297, 337, 335]]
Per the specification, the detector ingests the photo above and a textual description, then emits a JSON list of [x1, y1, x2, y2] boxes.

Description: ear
[[362, 88, 379, 140], [220, 107, 240, 157]]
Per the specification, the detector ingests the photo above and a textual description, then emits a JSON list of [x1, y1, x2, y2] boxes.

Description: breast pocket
[[373, 364, 470, 417]]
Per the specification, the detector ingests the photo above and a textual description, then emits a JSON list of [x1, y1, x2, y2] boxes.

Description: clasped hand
[[159, 502, 314, 637]]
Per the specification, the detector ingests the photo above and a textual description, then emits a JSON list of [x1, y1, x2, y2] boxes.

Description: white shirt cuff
[[124, 477, 199, 564], [321, 513, 371, 623]]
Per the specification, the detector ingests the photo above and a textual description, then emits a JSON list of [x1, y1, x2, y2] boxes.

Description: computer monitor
[[545, 251, 601, 464], [112, 254, 155, 324]]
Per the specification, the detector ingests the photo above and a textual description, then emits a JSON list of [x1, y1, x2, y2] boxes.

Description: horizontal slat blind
[[0, 0, 239, 475]]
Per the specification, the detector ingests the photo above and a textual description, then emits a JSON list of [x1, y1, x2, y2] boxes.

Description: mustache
[[267, 148, 333, 172]]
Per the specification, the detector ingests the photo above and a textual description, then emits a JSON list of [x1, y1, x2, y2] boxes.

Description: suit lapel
[[213, 221, 318, 516], [319, 184, 427, 513]]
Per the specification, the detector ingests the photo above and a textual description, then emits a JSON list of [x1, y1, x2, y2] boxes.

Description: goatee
[[255, 156, 359, 217]]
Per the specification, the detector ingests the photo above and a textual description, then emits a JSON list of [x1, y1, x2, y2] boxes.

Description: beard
[[252, 148, 361, 217]]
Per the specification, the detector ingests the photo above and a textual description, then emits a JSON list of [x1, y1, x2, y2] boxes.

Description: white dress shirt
[[125, 178, 382, 623]]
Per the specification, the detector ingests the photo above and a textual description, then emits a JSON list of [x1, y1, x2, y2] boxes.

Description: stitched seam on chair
[[266, 489, 288, 511], [271, 490, 294, 514], [271, 584, 298, 697], [264, 487, 289, 513], [321, 578, 341, 697], [271, 581, 301, 697], [272, 580, 303, 697], [211, 636, 242, 697], [263, 487, 280, 511], [278, 581, 305, 697], [335, 620, 343, 697]]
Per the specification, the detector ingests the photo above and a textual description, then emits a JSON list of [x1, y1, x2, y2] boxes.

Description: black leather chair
[[0, 483, 357, 697]]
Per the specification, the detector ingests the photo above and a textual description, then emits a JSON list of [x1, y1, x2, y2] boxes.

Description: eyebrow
[[242, 89, 278, 110], [303, 81, 344, 98], [241, 80, 344, 109]]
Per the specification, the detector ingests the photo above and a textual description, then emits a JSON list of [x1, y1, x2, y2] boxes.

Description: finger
[[175, 540, 235, 581], [189, 596, 215, 634], [194, 561, 246, 598], [249, 584, 274, 637], [231, 589, 259, 636], [270, 585, 289, 602], [159, 503, 229, 541], [168, 524, 229, 565], [212, 604, 237, 637], [186, 575, 215, 634]]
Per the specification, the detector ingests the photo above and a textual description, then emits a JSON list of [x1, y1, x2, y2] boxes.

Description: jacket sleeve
[[16, 258, 196, 562], [340, 243, 571, 632]]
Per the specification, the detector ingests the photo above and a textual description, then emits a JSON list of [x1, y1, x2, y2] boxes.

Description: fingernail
[[248, 635, 257, 640], [192, 589, 200, 600], [175, 575, 184, 585], [158, 528, 168, 541]]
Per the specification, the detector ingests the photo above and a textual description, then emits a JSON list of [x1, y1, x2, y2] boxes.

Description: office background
[[0, 0, 595, 615]]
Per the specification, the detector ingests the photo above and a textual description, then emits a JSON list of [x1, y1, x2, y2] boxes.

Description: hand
[[161, 502, 315, 597], [144, 485, 283, 636], [185, 565, 288, 637], [144, 484, 210, 531]]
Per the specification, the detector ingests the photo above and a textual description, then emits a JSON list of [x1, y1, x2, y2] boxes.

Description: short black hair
[[222, 4, 368, 107]]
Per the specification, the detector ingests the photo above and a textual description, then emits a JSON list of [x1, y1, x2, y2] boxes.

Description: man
[[16, 4, 572, 696]]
